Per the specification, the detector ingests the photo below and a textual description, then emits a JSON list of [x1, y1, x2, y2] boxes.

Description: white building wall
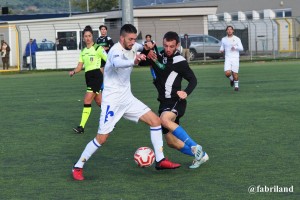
[[9, 14, 106, 69]]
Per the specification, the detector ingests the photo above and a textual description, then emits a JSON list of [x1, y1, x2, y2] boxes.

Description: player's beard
[[124, 43, 133, 50]]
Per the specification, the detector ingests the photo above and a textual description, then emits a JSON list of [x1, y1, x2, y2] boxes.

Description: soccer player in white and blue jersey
[[220, 26, 244, 91], [72, 24, 181, 181]]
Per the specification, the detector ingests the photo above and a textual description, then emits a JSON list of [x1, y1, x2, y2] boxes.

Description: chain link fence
[[0, 16, 299, 71], [208, 17, 300, 61]]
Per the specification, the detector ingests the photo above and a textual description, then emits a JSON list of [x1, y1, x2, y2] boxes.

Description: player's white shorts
[[224, 58, 239, 73], [97, 97, 151, 134]]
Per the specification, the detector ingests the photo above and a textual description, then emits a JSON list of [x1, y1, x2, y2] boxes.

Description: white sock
[[229, 75, 233, 81], [234, 81, 239, 88], [74, 138, 101, 168], [150, 126, 165, 162]]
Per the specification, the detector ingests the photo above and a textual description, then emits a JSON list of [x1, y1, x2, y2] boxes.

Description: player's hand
[[177, 91, 188, 99], [144, 42, 154, 50], [69, 70, 76, 77], [147, 50, 157, 61], [134, 53, 146, 65]]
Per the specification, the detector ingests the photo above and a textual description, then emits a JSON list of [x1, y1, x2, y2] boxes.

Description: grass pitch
[[0, 61, 299, 200]]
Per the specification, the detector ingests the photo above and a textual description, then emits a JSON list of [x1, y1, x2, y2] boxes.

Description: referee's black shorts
[[158, 99, 187, 134], [85, 69, 103, 93]]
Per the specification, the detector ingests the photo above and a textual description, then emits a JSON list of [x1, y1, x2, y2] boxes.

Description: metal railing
[[0, 17, 299, 71]]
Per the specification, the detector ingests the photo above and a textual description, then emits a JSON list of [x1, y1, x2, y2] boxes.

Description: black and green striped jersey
[[96, 36, 114, 53]]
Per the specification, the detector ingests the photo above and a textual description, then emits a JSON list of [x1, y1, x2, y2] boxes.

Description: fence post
[[52, 24, 58, 69]]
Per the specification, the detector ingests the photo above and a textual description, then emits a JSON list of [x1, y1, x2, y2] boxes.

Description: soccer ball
[[134, 147, 155, 167]]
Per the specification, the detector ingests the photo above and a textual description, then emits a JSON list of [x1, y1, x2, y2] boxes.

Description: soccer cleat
[[189, 151, 209, 169], [73, 126, 84, 134], [155, 158, 181, 170], [234, 87, 239, 91], [72, 166, 84, 181], [192, 145, 204, 161], [230, 79, 234, 87]]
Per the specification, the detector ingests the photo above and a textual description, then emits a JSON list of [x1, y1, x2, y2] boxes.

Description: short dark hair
[[83, 25, 93, 36], [226, 25, 234, 31], [120, 24, 137, 36], [145, 34, 152, 38], [99, 25, 107, 30], [163, 31, 179, 44]]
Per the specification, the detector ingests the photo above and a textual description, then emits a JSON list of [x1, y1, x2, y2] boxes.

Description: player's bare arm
[[69, 62, 84, 77]]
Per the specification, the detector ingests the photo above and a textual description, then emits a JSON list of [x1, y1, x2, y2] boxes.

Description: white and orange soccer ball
[[134, 147, 155, 167]]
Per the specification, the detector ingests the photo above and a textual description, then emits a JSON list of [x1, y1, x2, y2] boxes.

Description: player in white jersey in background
[[72, 24, 181, 181], [220, 26, 244, 91]]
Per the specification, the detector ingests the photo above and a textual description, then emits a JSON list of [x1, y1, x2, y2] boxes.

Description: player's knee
[[160, 117, 172, 129], [84, 97, 93, 104], [225, 71, 231, 77], [95, 134, 109, 145]]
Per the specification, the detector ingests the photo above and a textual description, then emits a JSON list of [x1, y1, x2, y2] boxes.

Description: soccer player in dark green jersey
[[96, 25, 114, 53], [69, 25, 107, 134], [96, 25, 114, 68]]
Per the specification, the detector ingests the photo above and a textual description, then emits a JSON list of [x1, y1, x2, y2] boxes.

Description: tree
[[71, 0, 119, 12]]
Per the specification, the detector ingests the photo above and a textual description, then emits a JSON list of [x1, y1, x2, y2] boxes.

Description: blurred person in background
[[139, 34, 159, 80], [96, 25, 114, 68], [180, 33, 191, 63], [1, 40, 10, 70], [23, 38, 38, 70], [96, 25, 114, 53]]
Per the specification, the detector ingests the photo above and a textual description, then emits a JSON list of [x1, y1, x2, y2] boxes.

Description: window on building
[[276, 11, 283, 17], [108, 19, 121, 29], [246, 14, 253, 20], [57, 31, 77, 50], [275, 9, 292, 18], [232, 14, 238, 21], [285, 10, 292, 17]]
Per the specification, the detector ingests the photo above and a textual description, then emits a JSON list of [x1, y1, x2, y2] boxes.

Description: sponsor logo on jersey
[[163, 57, 167, 64]]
